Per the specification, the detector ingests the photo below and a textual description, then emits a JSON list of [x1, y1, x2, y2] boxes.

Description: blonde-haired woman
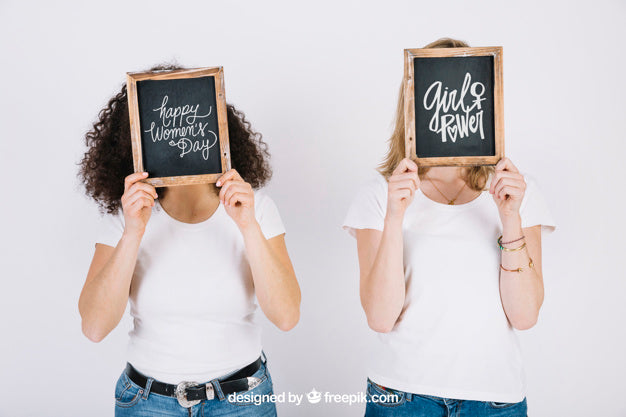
[[343, 38, 555, 416]]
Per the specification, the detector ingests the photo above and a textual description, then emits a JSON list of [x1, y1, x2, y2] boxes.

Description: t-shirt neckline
[[156, 199, 223, 230], [416, 188, 487, 210]]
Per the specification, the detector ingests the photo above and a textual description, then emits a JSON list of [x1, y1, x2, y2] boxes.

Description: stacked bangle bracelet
[[500, 235, 525, 245], [500, 258, 534, 273], [497, 235, 526, 252], [497, 235, 534, 273]]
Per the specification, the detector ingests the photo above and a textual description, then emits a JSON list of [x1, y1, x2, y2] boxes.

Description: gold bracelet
[[501, 235, 525, 245], [498, 235, 527, 252], [501, 242, 526, 252], [500, 257, 534, 273]]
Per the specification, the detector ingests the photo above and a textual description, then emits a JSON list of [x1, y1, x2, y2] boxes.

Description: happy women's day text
[[143, 95, 218, 160]]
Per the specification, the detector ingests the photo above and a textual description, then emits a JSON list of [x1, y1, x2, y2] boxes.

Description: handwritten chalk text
[[423, 73, 486, 143], [144, 95, 218, 160]]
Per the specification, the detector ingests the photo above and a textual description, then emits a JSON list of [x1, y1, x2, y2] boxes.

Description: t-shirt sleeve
[[255, 191, 286, 240], [95, 208, 125, 247], [342, 175, 388, 238], [519, 174, 556, 235]]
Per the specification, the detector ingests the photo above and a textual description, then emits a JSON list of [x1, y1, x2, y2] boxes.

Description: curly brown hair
[[79, 64, 272, 214]]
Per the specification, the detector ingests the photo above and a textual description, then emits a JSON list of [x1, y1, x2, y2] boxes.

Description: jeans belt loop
[[142, 377, 153, 400], [211, 378, 226, 401]]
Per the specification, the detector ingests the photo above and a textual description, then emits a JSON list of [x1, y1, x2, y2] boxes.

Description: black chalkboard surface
[[404, 47, 504, 166], [127, 67, 231, 186]]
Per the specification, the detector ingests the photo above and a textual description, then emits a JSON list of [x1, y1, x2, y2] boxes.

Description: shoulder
[[342, 171, 388, 235], [253, 188, 283, 220], [517, 171, 556, 232], [520, 171, 539, 187], [95, 206, 125, 246], [253, 188, 286, 238], [354, 171, 388, 201], [519, 171, 543, 205], [368, 171, 389, 189], [254, 188, 278, 210]]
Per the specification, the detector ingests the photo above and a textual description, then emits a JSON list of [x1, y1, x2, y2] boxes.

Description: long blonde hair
[[377, 37, 493, 191]]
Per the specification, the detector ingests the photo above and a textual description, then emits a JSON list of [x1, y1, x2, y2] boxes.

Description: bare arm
[[78, 236, 141, 342], [78, 172, 156, 342], [242, 228, 300, 331], [490, 158, 545, 330], [356, 223, 405, 333], [356, 158, 419, 333], [218, 169, 300, 331], [499, 222, 544, 330]]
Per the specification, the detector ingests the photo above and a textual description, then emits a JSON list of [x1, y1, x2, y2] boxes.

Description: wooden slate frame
[[126, 67, 231, 187], [403, 47, 504, 166]]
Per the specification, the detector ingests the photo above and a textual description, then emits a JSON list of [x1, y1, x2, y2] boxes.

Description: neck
[[420, 166, 480, 205], [424, 167, 466, 184], [159, 184, 220, 223]]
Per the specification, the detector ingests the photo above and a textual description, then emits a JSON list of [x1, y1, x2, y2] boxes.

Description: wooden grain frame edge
[[404, 46, 502, 58], [125, 66, 230, 185], [414, 155, 500, 167], [403, 46, 504, 167], [492, 47, 505, 160], [126, 74, 144, 174], [127, 67, 223, 81], [215, 67, 232, 172], [143, 173, 224, 187], [403, 49, 416, 160]]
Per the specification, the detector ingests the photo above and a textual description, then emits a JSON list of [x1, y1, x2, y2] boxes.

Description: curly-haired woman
[[343, 39, 556, 416], [78, 65, 300, 417]]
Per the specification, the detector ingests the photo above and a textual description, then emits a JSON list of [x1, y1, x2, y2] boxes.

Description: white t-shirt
[[96, 190, 285, 384], [342, 172, 556, 403]]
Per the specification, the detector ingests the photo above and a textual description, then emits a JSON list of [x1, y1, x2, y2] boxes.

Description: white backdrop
[[1, 1, 625, 416]]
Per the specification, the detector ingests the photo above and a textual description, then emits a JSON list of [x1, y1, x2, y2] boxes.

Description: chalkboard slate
[[127, 67, 231, 186], [404, 47, 504, 166]]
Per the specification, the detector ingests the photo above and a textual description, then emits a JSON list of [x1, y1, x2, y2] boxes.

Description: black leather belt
[[125, 357, 263, 407]]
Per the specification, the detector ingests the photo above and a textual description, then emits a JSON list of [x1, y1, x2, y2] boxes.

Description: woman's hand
[[386, 158, 420, 221], [121, 172, 157, 237], [489, 158, 526, 222], [217, 169, 256, 230]]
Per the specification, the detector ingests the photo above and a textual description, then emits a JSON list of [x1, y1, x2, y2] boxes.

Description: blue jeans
[[114, 359, 277, 416], [364, 379, 527, 417]]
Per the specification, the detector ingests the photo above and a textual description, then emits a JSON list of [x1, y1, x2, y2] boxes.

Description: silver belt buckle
[[175, 381, 201, 408], [247, 376, 262, 390]]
